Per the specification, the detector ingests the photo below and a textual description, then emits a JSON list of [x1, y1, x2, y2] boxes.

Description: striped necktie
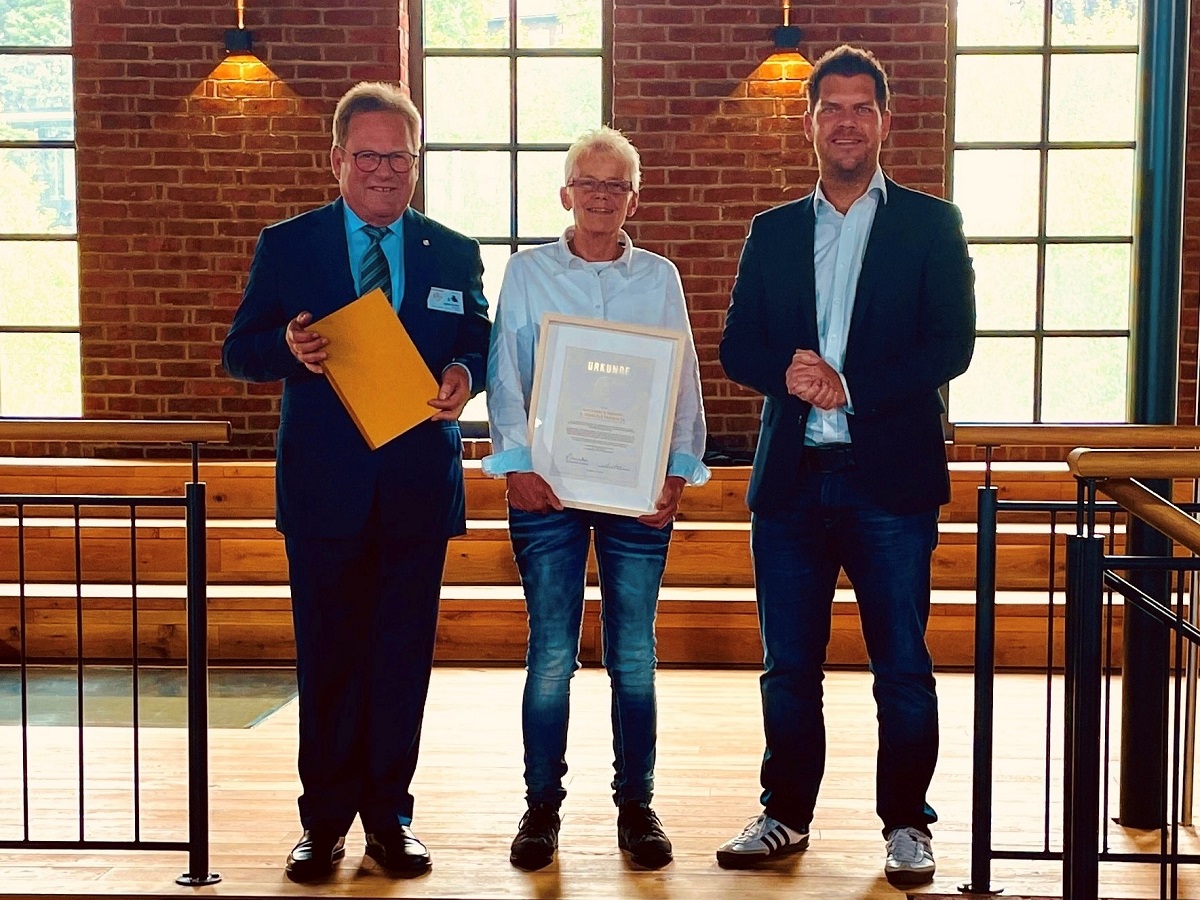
[[360, 225, 392, 304]]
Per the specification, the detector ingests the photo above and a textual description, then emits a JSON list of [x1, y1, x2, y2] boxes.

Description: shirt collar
[[343, 203, 401, 236], [555, 226, 635, 273], [813, 166, 888, 215]]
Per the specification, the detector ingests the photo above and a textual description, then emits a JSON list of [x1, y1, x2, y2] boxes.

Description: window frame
[[0, 36, 80, 415], [947, 3, 1138, 423], [407, 0, 614, 436]]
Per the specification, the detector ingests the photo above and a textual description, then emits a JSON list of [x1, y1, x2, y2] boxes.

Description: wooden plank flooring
[[0, 668, 1196, 899]]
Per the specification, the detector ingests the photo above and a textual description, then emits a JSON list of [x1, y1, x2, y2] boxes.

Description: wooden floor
[[0, 668, 1197, 899]]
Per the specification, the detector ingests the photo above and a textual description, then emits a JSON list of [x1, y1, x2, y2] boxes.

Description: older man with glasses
[[483, 126, 708, 871], [223, 81, 490, 882]]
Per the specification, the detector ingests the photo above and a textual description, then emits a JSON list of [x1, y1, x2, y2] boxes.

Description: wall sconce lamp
[[224, 0, 253, 54], [773, 0, 801, 50]]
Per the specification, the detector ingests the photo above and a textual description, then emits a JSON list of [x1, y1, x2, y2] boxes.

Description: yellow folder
[[310, 288, 439, 450]]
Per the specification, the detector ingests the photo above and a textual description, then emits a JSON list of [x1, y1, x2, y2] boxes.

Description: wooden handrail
[[951, 424, 1200, 448], [0, 419, 230, 444], [1067, 448, 1200, 479], [1095, 478, 1200, 556]]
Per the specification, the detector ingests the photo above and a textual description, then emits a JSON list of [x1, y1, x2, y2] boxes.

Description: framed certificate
[[528, 313, 686, 516]]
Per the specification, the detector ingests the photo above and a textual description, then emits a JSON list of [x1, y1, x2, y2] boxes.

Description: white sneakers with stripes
[[884, 826, 936, 886], [715, 813, 809, 868]]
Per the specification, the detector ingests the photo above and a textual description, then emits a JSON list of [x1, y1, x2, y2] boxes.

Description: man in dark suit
[[222, 81, 490, 881], [714, 46, 975, 888]]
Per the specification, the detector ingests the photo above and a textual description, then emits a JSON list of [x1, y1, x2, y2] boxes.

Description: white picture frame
[[527, 313, 686, 516]]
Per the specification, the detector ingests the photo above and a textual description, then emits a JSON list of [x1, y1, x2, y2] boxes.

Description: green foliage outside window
[[0, 0, 69, 46]]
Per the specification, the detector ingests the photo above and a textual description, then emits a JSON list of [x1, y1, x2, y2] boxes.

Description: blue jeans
[[751, 467, 940, 836], [509, 506, 671, 808]]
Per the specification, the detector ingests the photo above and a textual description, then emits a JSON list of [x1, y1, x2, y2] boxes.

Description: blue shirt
[[805, 166, 887, 446], [343, 204, 404, 311]]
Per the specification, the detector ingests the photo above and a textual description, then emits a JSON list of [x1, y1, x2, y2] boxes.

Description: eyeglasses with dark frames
[[567, 177, 634, 195], [342, 148, 420, 174]]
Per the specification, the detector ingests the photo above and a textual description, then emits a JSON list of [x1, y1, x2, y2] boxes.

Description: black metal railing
[[1062, 471, 1200, 900], [955, 425, 1200, 900], [0, 419, 227, 887]]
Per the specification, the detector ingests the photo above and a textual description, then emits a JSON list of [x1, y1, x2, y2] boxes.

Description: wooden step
[[0, 515, 1116, 590], [0, 582, 1087, 669], [0, 457, 1091, 522]]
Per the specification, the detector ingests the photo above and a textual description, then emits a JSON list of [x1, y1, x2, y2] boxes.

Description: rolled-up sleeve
[[662, 263, 709, 486], [482, 257, 537, 477]]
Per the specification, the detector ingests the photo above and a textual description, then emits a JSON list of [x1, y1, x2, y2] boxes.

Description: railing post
[[962, 484, 1000, 895], [1063, 534, 1104, 900], [176, 480, 220, 887]]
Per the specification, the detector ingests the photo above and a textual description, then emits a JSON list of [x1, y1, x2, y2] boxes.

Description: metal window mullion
[[423, 46, 601, 58], [0, 233, 78, 241], [955, 43, 1137, 55], [0, 140, 74, 151], [954, 140, 1135, 151], [601, 0, 613, 128], [976, 329, 1130, 340], [969, 235, 1133, 246], [425, 142, 571, 152], [0, 45, 71, 54], [410, 0, 426, 212], [510, 0, 519, 245], [1033, 6, 1054, 423], [0, 326, 81, 335]]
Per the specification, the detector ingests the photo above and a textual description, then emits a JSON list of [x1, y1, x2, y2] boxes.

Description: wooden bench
[[0, 457, 1098, 667]]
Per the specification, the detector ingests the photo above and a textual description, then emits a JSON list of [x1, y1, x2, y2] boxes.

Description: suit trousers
[[750, 466, 940, 836], [285, 517, 447, 835]]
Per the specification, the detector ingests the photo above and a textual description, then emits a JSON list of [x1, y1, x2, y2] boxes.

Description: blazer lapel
[[791, 196, 819, 349], [849, 179, 900, 340], [399, 206, 434, 334], [307, 198, 357, 320]]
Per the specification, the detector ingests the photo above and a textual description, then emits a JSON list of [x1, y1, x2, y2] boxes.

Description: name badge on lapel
[[427, 287, 464, 314]]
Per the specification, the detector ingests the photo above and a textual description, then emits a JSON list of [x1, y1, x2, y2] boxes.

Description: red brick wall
[[1179, 0, 1200, 429], [8, 0, 1197, 459], [10, 0, 402, 458]]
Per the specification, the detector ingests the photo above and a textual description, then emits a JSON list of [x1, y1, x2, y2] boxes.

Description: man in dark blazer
[[222, 82, 490, 881], [714, 46, 975, 888]]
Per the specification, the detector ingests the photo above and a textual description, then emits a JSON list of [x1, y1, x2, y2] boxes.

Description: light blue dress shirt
[[805, 166, 888, 447], [343, 204, 404, 311], [339, 204, 472, 391]]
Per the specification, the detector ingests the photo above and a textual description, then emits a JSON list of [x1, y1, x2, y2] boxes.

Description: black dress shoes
[[285, 829, 346, 881], [364, 825, 433, 876]]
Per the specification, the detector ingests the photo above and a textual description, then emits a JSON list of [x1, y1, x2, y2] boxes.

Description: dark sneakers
[[617, 802, 673, 869], [510, 803, 561, 870]]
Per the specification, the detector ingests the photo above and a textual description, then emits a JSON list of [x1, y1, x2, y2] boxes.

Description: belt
[[799, 443, 855, 474]]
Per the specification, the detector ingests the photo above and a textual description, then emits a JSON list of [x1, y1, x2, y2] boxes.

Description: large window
[[412, 0, 610, 431], [0, 0, 79, 416], [948, 0, 1138, 423]]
